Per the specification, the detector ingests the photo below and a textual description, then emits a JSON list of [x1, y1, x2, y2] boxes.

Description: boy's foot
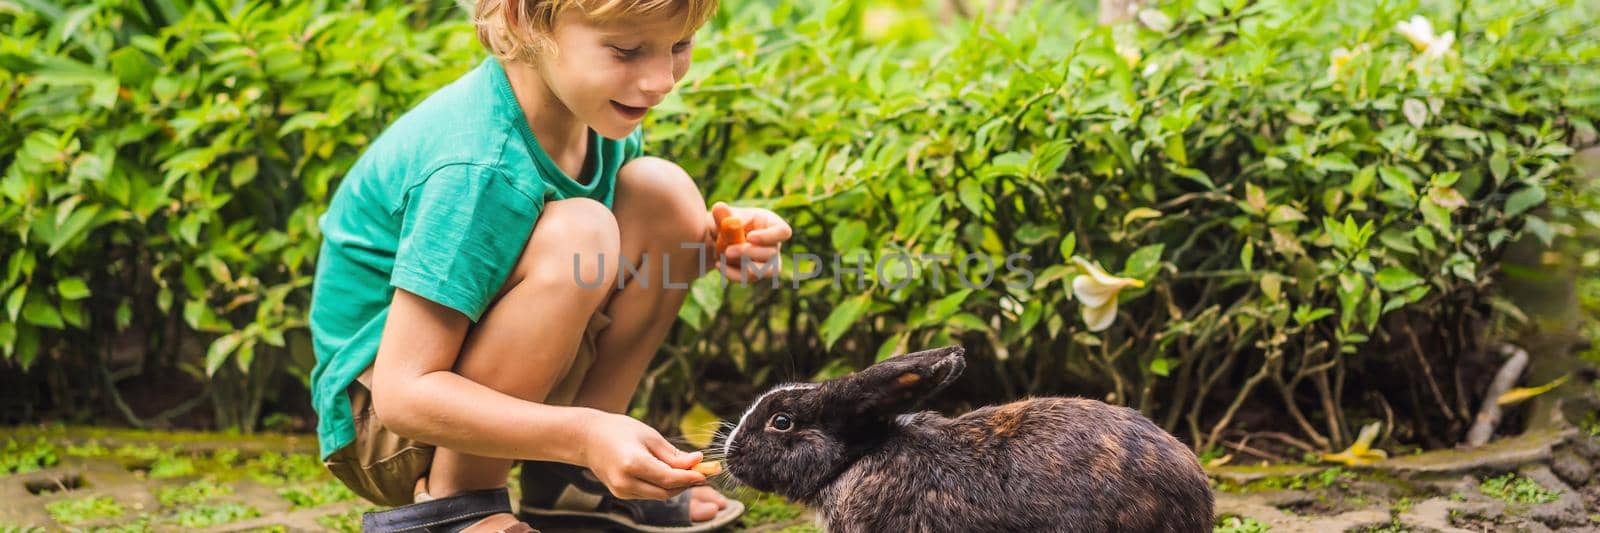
[[362, 487, 539, 532], [517, 460, 744, 532]]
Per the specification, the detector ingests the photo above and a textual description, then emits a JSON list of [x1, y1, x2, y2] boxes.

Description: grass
[[170, 502, 260, 528], [1478, 473, 1560, 504], [146, 455, 196, 479], [245, 451, 328, 485], [45, 496, 124, 525], [740, 493, 806, 525], [1213, 515, 1270, 533], [2, 437, 59, 475], [1215, 467, 1354, 493], [157, 478, 232, 507], [278, 479, 356, 509], [1581, 411, 1600, 438], [315, 505, 377, 533]]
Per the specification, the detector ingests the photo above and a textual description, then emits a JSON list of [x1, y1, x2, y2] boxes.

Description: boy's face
[[539, 7, 695, 140]]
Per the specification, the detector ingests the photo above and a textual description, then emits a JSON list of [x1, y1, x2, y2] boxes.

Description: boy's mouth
[[611, 101, 648, 120]]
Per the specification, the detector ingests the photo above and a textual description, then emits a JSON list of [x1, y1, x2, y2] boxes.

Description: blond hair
[[475, 0, 719, 64]]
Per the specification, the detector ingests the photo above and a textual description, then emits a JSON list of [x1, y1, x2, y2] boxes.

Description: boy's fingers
[[746, 226, 790, 247], [710, 202, 733, 224], [646, 437, 698, 469], [737, 245, 782, 263], [636, 462, 707, 491]]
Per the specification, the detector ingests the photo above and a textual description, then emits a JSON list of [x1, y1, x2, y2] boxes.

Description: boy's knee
[[521, 198, 620, 289], [618, 157, 706, 242]]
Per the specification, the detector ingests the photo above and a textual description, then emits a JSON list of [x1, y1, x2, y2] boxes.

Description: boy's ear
[[839, 345, 966, 417]]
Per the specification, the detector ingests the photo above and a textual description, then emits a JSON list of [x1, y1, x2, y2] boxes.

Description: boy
[[307, 0, 792, 531]]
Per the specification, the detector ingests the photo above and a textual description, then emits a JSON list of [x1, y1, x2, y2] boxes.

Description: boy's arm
[[369, 288, 590, 463], [369, 288, 705, 498]]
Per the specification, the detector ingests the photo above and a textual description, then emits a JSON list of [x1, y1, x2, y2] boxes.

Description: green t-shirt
[[308, 57, 643, 459]]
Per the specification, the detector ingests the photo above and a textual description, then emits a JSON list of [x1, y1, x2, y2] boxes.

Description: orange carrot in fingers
[[715, 216, 746, 258], [692, 460, 723, 476]]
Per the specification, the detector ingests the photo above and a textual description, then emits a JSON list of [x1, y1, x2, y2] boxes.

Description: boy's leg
[[569, 157, 731, 520], [424, 197, 621, 498]]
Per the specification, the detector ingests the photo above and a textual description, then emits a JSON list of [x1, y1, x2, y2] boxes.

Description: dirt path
[[4, 424, 1599, 531]]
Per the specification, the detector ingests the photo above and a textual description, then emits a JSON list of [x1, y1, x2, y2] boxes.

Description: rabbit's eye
[[768, 413, 794, 431]]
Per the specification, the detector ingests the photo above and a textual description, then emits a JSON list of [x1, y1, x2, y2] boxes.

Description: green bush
[[3, 0, 1599, 455], [646, 0, 1600, 452], [1, 0, 479, 428]]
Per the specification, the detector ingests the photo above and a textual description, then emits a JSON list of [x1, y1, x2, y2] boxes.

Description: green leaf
[[1268, 205, 1308, 225], [22, 296, 64, 329], [677, 403, 720, 450], [957, 179, 985, 217], [688, 275, 723, 319], [1123, 244, 1165, 280], [183, 300, 231, 333], [820, 293, 872, 349], [1420, 196, 1452, 233], [1379, 166, 1418, 201], [1122, 207, 1162, 226], [230, 157, 259, 188], [914, 289, 974, 329], [205, 332, 244, 377], [46, 205, 103, 256], [1015, 224, 1057, 246], [1240, 242, 1254, 272], [1503, 185, 1546, 217], [1489, 153, 1509, 183], [0, 322, 15, 355], [1402, 98, 1428, 128], [57, 278, 90, 300], [1378, 229, 1418, 255], [1149, 357, 1172, 377], [1433, 124, 1482, 140], [1058, 232, 1076, 259], [6, 286, 25, 322], [1137, 9, 1173, 32], [1523, 215, 1554, 246], [831, 219, 868, 252], [15, 326, 39, 370], [1375, 266, 1424, 292]]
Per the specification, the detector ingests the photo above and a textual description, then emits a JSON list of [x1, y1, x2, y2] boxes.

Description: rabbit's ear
[[843, 345, 966, 416]]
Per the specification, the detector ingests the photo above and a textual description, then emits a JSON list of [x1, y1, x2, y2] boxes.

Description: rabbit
[[718, 345, 1214, 533]]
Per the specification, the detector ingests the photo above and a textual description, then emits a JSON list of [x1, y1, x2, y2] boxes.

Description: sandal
[[362, 487, 539, 533], [516, 460, 745, 532]]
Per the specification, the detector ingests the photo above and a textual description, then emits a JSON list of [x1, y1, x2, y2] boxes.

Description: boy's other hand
[[580, 412, 708, 500], [710, 201, 793, 282]]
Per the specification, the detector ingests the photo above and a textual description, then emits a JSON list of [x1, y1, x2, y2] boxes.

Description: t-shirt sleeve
[[390, 164, 542, 322]]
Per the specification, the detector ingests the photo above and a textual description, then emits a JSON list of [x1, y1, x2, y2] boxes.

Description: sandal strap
[[362, 487, 513, 532], [520, 460, 694, 527]]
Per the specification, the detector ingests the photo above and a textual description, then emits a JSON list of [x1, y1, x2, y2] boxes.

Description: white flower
[[1395, 15, 1454, 60], [1116, 44, 1141, 69], [1071, 257, 1145, 332], [1328, 46, 1359, 80]]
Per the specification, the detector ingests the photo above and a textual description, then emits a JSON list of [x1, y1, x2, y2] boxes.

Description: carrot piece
[[692, 460, 723, 476], [715, 216, 746, 258]]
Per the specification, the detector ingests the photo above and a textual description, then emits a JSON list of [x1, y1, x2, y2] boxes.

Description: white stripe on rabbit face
[[724, 383, 818, 459]]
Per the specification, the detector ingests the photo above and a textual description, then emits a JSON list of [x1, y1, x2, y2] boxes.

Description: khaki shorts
[[324, 310, 611, 507]]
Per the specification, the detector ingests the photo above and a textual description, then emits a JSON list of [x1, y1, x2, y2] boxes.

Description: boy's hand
[[580, 412, 707, 500], [710, 202, 793, 282]]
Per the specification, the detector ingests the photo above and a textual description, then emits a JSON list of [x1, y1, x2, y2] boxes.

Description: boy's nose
[[638, 54, 677, 96]]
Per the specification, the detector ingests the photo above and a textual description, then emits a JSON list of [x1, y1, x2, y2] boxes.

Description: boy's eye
[[609, 45, 641, 57], [672, 40, 693, 53]]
